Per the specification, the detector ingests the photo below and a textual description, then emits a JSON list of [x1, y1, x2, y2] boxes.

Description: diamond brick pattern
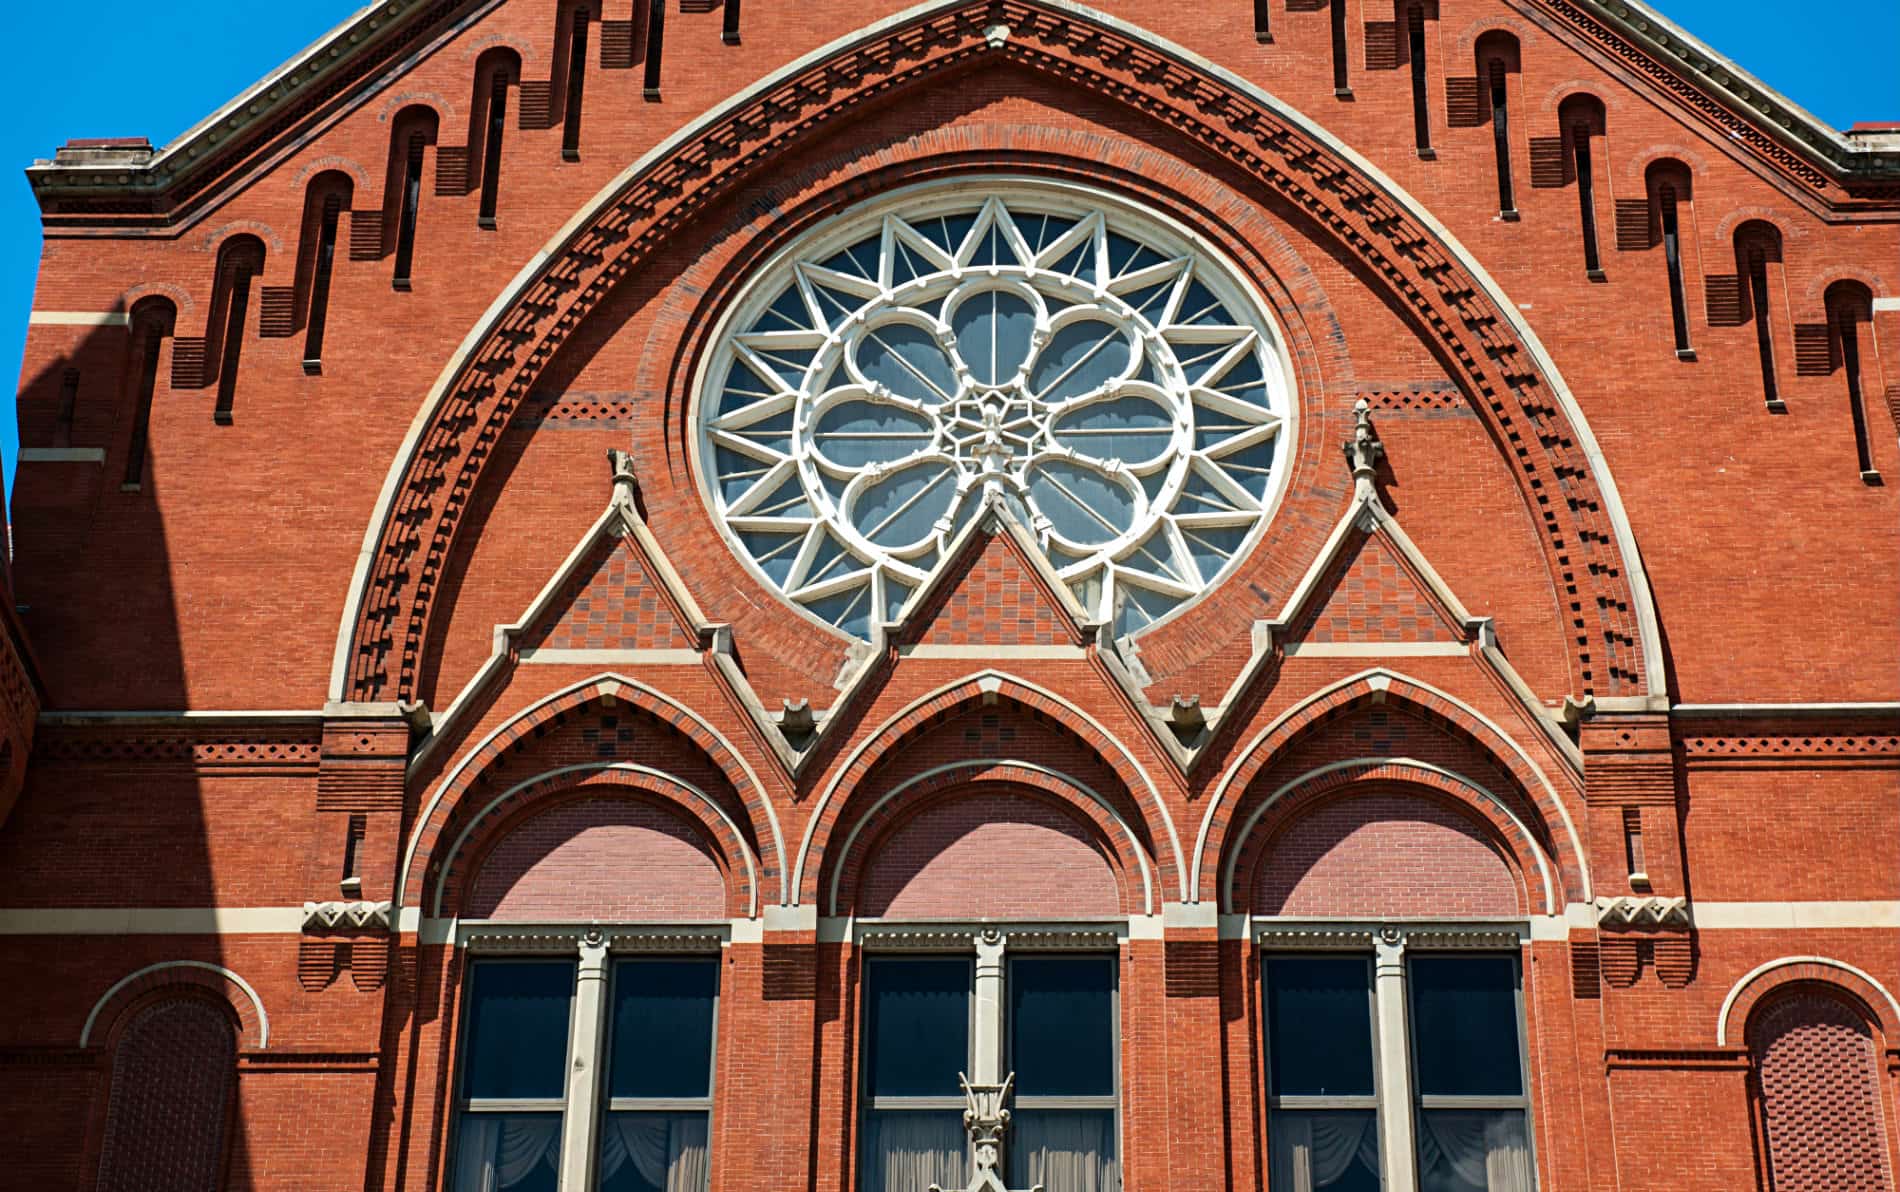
[[914, 535, 1073, 646], [1752, 993, 1893, 1191], [1290, 534, 1458, 643], [96, 998, 236, 1192], [522, 538, 693, 651]]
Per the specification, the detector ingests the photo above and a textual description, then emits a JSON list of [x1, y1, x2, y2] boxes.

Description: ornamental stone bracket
[[1594, 895, 1692, 930], [928, 1074, 1043, 1192], [301, 900, 394, 934]]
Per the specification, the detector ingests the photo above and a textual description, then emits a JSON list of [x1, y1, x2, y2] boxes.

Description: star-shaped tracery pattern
[[698, 187, 1294, 639]]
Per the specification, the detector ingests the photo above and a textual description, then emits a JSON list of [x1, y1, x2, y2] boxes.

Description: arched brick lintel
[[1224, 760, 1546, 917], [794, 671, 1183, 906], [431, 765, 759, 920], [1197, 669, 1589, 907], [1719, 957, 1900, 1047], [826, 762, 1154, 918], [401, 674, 786, 912], [332, 0, 1660, 712], [80, 961, 267, 1051]]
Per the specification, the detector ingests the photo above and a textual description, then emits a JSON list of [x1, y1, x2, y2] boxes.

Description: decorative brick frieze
[[33, 722, 321, 771]]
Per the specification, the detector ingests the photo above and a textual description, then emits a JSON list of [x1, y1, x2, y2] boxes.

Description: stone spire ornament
[[1343, 396, 1384, 493], [928, 1073, 1043, 1192]]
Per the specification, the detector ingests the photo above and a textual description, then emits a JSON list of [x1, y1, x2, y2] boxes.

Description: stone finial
[[929, 1073, 1043, 1192], [1343, 397, 1383, 488], [607, 449, 639, 505]]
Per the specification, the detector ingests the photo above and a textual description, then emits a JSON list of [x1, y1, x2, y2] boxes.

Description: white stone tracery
[[696, 182, 1295, 640]]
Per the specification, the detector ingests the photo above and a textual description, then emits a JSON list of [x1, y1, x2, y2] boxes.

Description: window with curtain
[[1263, 955, 1381, 1192], [452, 954, 719, 1192], [1409, 956, 1533, 1192], [453, 961, 571, 1192], [598, 957, 718, 1192], [859, 952, 1120, 1192], [1261, 950, 1533, 1192]]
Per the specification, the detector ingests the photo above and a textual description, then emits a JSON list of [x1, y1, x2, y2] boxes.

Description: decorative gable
[[1286, 532, 1463, 646], [901, 531, 1086, 649], [519, 536, 695, 654]]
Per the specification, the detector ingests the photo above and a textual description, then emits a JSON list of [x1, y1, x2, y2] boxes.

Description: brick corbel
[[1583, 712, 1695, 988], [315, 701, 428, 907]]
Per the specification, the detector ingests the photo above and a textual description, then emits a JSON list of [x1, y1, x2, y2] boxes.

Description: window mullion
[[558, 936, 612, 1190], [974, 932, 1006, 1086], [1374, 934, 1419, 1192]]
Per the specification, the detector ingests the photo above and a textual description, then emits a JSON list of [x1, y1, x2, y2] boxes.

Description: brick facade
[[0, 1, 1896, 1189]]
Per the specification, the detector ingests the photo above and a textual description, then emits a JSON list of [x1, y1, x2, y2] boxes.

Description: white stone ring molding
[[693, 180, 1297, 640]]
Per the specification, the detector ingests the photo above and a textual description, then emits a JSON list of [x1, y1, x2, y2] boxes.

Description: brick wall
[[463, 795, 728, 920], [95, 997, 236, 1192], [1750, 990, 1894, 1191]]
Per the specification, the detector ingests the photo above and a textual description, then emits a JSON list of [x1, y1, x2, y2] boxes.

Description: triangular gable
[[518, 535, 697, 654], [1283, 529, 1466, 648], [895, 517, 1091, 649]]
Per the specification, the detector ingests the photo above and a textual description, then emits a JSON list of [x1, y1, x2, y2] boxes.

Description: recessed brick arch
[[795, 672, 1181, 906], [335, 0, 1660, 712], [81, 961, 267, 1051], [825, 763, 1153, 918], [401, 675, 784, 911], [431, 767, 757, 919], [1225, 762, 1544, 916], [1719, 957, 1900, 1047], [1197, 670, 1588, 907]]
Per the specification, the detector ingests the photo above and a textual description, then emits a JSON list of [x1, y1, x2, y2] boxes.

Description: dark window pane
[[608, 958, 719, 1100], [865, 957, 969, 1098], [1417, 1109, 1530, 1192], [1409, 956, 1523, 1097], [597, 1111, 710, 1192], [862, 1110, 966, 1192], [1010, 956, 1115, 1097], [462, 962, 573, 1100], [1264, 956, 1374, 1097], [451, 1111, 562, 1192]]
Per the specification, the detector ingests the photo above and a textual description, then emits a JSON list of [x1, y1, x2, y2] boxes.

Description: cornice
[[21, 0, 1900, 226]]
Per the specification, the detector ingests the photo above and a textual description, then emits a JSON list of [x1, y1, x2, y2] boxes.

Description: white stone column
[[972, 928, 1007, 1085], [559, 933, 612, 1191], [1374, 929, 1417, 1192]]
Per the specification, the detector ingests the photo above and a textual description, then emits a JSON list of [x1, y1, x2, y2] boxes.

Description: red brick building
[[1, 1, 1897, 1189]]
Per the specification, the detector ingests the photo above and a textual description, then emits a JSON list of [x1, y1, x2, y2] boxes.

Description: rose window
[[695, 184, 1295, 640]]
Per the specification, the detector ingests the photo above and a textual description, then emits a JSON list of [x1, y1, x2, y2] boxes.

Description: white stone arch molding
[[1716, 956, 1900, 1047], [1218, 757, 1560, 918], [327, 0, 1665, 702], [827, 758, 1157, 917], [687, 176, 1300, 644], [1195, 667, 1591, 903], [792, 669, 1184, 904], [428, 761, 762, 919], [80, 961, 269, 1049], [398, 673, 787, 911]]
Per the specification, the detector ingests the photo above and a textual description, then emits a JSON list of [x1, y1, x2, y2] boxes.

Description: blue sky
[[2, 0, 1895, 501]]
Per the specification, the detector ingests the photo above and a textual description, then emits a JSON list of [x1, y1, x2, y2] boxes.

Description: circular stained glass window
[[694, 180, 1295, 640]]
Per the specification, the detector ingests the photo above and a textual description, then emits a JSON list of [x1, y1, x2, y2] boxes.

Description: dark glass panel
[[1267, 1110, 1380, 1191], [1409, 956, 1523, 1097], [451, 1112, 562, 1191], [608, 958, 720, 1100], [1010, 956, 1114, 1097], [1264, 956, 1374, 1098], [597, 1111, 711, 1192], [461, 961, 573, 1101], [865, 957, 969, 1098], [1008, 1108, 1119, 1192]]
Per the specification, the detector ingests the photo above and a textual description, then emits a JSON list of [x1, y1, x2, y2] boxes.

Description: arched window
[[208, 236, 265, 424], [1557, 94, 1606, 278], [295, 171, 354, 372], [1645, 160, 1695, 357], [121, 298, 176, 488], [95, 994, 238, 1191], [384, 106, 440, 290], [1733, 222, 1785, 411], [468, 49, 520, 229], [1826, 281, 1881, 482], [1474, 32, 1521, 219], [1749, 987, 1893, 1190]]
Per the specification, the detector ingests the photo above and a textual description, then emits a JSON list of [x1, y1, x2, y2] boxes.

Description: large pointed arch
[[332, 0, 1662, 710]]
